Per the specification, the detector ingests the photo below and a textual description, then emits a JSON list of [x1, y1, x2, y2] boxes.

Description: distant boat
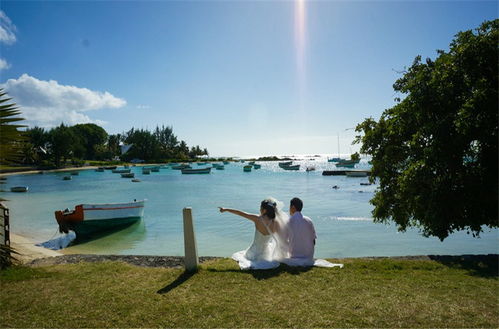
[[197, 162, 207, 166], [243, 165, 252, 172], [151, 167, 160, 172], [328, 157, 343, 162], [71, 172, 79, 176], [63, 176, 72, 180], [132, 178, 141, 182], [104, 166, 117, 170], [282, 164, 300, 171], [215, 165, 225, 170], [95, 168, 104, 172], [346, 171, 368, 177], [142, 169, 151, 175], [54, 199, 145, 236], [278, 161, 293, 168], [121, 173, 135, 178], [223, 161, 230, 165], [335, 163, 355, 168], [181, 168, 211, 174], [211, 163, 222, 168], [172, 164, 191, 170], [10, 186, 28, 192], [306, 166, 315, 172], [248, 161, 255, 165], [112, 169, 131, 174], [337, 159, 360, 165], [253, 164, 261, 169]]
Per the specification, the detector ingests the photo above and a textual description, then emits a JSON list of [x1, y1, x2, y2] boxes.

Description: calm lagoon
[[3, 158, 498, 258]]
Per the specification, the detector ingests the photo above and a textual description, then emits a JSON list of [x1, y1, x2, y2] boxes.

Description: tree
[[70, 123, 108, 160], [0, 88, 25, 165], [48, 124, 76, 167], [354, 19, 498, 240]]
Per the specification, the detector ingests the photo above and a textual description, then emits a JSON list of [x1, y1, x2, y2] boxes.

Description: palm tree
[[0, 88, 25, 165], [0, 88, 24, 268]]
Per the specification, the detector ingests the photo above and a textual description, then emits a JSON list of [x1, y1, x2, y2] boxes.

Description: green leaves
[[0, 88, 26, 165], [355, 19, 498, 240]]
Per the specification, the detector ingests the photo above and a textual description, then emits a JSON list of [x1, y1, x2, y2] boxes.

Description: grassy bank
[[1, 257, 497, 328]]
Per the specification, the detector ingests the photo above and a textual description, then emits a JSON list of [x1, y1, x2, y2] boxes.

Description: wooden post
[[0, 203, 9, 247], [183, 207, 198, 272]]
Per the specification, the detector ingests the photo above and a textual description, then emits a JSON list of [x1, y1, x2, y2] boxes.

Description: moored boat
[[104, 166, 117, 170], [121, 173, 135, 178], [216, 165, 225, 170], [306, 166, 315, 172], [243, 165, 252, 172], [181, 168, 211, 174], [55, 199, 146, 236], [63, 176, 72, 180], [282, 164, 300, 171], [253, 164, 261, 169], [223, 161, 230, 165], [95, 168, 105, 172], [278, 161, 293, 167], [71, 172, 79, 176], [335, 163, 355, 168], [142, 169, 151, 175], [10, 186, 28, 192], [172, 164, 191, 170], [112, 169, 131, 174]]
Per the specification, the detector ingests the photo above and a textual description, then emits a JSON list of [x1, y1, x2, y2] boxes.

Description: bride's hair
[[260, 199, 277, 219]]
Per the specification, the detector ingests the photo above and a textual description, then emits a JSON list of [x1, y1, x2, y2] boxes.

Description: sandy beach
[[9, 233, 62, 263]]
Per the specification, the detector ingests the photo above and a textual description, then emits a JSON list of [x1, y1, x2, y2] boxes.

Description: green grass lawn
[[1, 257, 497, 328]]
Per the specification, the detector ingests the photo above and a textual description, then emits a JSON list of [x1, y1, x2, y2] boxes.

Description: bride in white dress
[[218, 197, 289, 270]]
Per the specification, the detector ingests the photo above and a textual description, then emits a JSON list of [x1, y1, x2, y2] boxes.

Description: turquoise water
[[3, 158, 498, 258]]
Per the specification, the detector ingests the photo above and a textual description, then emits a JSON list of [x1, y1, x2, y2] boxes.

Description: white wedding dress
[[231, 217, 281, 270]]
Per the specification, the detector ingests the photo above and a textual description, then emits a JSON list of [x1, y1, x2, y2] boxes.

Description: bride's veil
[[265, 197, 290, 261]]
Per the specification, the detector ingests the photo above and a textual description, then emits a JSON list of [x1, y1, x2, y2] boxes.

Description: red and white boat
[[55, 200, 145, 236]]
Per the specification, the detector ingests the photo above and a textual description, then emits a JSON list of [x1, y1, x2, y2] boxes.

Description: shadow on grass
[[429, 254, 498, 278], [206, 264, 312, 280], [157, 270, 196, 294]]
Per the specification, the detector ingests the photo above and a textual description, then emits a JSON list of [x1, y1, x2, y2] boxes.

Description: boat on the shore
[[10, 186, 28, 192], [181, 168, 211, 174], [55, 199, 146, 236]]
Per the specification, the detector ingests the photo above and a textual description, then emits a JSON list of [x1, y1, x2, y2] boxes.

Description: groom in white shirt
[[284, 197, 317, 266]]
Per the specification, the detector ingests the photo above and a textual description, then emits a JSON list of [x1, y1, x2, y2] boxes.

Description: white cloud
[[0, 58, 10, 70], [1, 74, 126, 127], [0, 10, 16, 45]]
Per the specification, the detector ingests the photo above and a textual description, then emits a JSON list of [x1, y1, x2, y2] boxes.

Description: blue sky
[[0, 1, 497, 157]]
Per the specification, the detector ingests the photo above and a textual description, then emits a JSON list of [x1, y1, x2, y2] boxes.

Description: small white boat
[[10, 186, 28, 192], [181, 168, 211, 174], [55, 200, 145, 236]]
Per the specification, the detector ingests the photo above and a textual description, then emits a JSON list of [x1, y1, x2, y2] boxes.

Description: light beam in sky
[[294, 0, 307, 111]]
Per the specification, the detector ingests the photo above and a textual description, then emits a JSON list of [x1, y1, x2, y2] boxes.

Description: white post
[[183, 207, 198, 272]]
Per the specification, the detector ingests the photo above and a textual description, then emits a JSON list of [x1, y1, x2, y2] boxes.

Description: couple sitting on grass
[[219, 197, 343, 270]]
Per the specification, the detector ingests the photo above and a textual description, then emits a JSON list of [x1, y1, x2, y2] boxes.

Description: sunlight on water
[[3, 158, 498, 258]]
